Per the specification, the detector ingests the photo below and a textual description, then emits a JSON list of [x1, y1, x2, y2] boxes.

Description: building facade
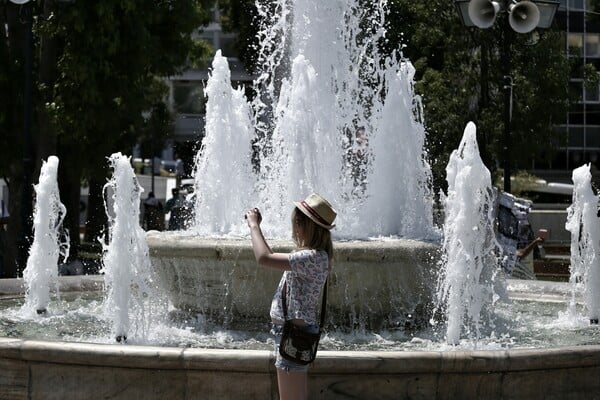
[[551, 0, 600, 176]]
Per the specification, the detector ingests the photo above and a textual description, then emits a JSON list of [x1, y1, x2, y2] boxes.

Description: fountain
[[434, 122, 503, 346], [151, 0, 439, 330], [101, 153, 164, 342], [2, 139, 600, 398], [565, 164, 600, 324], [1, 1, 600, 399], [22, 156, 69, 315]]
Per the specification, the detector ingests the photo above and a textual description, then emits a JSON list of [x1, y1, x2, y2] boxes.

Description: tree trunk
[[36, 0, 58, 161], [2, 3, 35, 278]]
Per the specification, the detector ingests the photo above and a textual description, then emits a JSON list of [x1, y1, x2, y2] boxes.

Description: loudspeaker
[[468, 0, 501, 29], [508, 1, 540, 34]]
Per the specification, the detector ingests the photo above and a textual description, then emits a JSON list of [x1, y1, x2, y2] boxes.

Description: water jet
[[1, 1, 599, 399]]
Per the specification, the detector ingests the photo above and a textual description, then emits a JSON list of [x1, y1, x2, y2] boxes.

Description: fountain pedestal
[[147, 233, 441, 329]]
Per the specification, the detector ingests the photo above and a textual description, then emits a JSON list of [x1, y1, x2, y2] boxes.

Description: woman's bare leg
[[277, 369, 308, 400]]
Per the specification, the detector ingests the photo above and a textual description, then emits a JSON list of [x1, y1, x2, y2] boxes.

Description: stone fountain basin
[[146, 232, 441, 328], [1, 335, 600, 399], [1, 275, 600, 398]]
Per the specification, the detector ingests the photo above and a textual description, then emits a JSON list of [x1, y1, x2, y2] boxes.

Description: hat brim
[[293, 201, 336, 230]]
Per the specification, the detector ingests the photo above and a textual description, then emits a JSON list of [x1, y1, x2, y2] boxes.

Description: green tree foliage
[[0, 2, 37, 278], [385, 0, 571, 192], [0, 0, 212, 276], [0, 4, 29, 180], [47, 1, 210, 177]]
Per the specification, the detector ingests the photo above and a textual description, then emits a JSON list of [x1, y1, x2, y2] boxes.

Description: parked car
[[519, 179, 573, 204], [161, 160, 177, 174]]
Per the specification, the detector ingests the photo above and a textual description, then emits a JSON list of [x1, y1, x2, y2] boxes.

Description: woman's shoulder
[[292, 248, 327, 256], [291, 248, 329, 263]]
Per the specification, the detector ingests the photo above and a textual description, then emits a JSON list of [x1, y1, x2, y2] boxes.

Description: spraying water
[[565, 164, 600, 324], [192, 0, 435, 240], [22, 156, 69, 315], [435, 122, 502, 345], [101, 153, 163, 342], [193, 50, 256, 236], [258, 53, 342, 223]]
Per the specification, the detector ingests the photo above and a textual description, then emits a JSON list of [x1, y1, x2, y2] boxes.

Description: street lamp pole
[[454, 0, 559, 194], [502, 16, 512, 193], [22, 0, 33, 272]]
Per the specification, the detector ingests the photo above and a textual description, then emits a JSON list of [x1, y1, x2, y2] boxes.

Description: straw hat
[[294, 193, 337, 230]]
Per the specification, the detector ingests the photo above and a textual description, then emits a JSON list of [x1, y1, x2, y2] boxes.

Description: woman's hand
[[246, 207, 290, 270], [245, 207, 262, 227]]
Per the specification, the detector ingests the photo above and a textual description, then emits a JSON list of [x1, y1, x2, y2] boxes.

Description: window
[[585, 84, 600, 102], [569, 0, 585, 10], [570, 80, 584, 101], [173, 82, 206, 115], [586, 34, 600, 58], [568, 126, 585, 146], [569, 33, 584, 56], [586, 126, 600, 147], [569, 150, 584, 170]]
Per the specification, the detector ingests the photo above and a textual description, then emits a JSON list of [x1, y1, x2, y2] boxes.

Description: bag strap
[[282, 277, 328, 329]]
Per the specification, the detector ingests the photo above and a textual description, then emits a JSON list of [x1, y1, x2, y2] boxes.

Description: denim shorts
[[271, 323, 319, 372]]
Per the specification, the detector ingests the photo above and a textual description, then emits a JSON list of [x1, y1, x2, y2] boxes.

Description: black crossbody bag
[[279, 279, 327, 365]]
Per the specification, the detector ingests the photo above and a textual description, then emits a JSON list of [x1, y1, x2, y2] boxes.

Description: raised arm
[[516, 236, 544, 260], [246, 208, 290, 271]]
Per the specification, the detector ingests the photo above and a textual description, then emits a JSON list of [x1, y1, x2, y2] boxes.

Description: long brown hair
[[291, 207, 333, 262]]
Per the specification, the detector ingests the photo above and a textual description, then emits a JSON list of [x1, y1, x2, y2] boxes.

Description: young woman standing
[[245, 193, 336, 400]]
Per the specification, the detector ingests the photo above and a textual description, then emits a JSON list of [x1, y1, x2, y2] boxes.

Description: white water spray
[[565, 164, 600, 323], [258, 54, 342, 227], [101, 153, 162, 342], [192, 51, 256, 236], [361, 61, 433, 237], [192, 0, 435, 240], [435, 122, 501, 345], [22, 156, 69, 314]]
